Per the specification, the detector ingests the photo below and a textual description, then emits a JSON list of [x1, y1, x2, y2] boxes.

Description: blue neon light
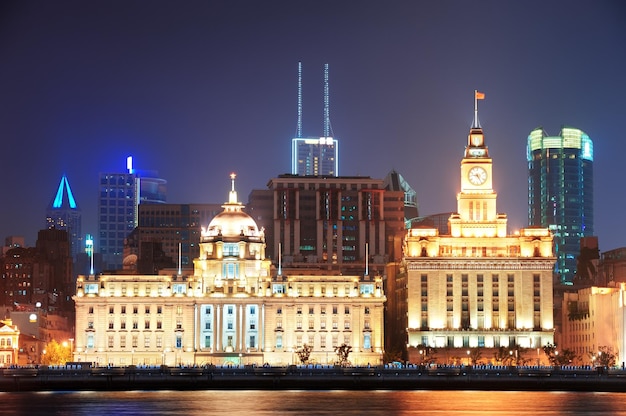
[[53, 175, 77, 209]]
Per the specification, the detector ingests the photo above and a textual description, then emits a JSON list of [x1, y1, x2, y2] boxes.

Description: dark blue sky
[[1, 1, 625, 251]]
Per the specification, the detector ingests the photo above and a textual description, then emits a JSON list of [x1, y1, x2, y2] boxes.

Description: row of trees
[[406, 343, 618, 367], [296, 343, 353, 366]]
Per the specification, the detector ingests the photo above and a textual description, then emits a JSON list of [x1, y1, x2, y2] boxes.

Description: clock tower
[[451, 91, 507, 238]]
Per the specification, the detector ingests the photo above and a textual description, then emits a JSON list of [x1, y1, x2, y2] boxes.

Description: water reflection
[[2, 390, 626, 415]]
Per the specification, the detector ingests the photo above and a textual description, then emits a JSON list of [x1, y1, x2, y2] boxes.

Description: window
[[344, 321, 350, 330], [176, 319, 183, 329], [108, 336, 114, 348], [121, 320, 126, 330], [132, 335, 138, 348], [145, 320, 150, 329], [109, 306, 114, 314], [145, 306, 150, 314], [132, 320, 138, 330], [88, 307, 94, 314], [344, 306, 350, 314], [309, 306, 314, 315], [332, 306, 338, 314], [120, 336, 126, 349], [297, 306, 302, 315], [205, 336, 211, 348], [121, 306, 126, 314], [156, 335, 162, 349], [108, 320, 114, 330], [176, 335, 182, 349], [205, 321, 211, 330], [157, 320, 162, 329], [157, 306, 162, 314], [364, 307, 370, 315], [144, 336, 150, 348]]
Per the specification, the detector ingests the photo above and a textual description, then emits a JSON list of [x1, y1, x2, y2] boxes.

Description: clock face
[[468, 166, 487, 185]]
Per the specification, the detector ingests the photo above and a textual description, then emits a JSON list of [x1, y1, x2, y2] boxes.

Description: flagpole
[[474, 89, 478, 123]]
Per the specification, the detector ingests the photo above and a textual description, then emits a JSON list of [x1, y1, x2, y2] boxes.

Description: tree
[[494, 347, 513, 366], [469, 348, 483, 366], [41, 340, 72, 365], [413, 344, 437, 365], [595, 346, 617, 368], [335, 343, 352, 367], [383, 348, 403, 365], [543, 343, 577, 366], [296, 344, 312, 365]]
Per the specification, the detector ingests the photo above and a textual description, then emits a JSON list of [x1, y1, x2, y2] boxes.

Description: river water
[[0, 390, 624, 415]]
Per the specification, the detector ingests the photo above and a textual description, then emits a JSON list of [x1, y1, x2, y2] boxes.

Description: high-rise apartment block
[[98, 157, 167, 271], [46, 174, 82, 260], [403, 93, 555, 363], [247, 174, 406, 271], [527, 127, 594, 284]]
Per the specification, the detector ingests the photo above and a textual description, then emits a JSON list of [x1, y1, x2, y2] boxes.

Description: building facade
[[404, 96, 555, 363], [247, 175, 406, 270], [46, 174, 82, 260], [561, 284, 626, 365], [74, 176, 385, 366], [527, 127, 594, 284], [98, 157, 167, 271]]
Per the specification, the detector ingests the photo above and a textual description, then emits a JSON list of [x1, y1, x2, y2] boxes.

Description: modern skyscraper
[[291, 62, 338, 176], [527, 127, 594, 284], [98, 156, 167, 271], [403, 92, 555, 363], [46, 174, 82, 260]]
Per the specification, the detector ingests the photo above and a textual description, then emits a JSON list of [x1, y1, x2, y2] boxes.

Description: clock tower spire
[[451, 90, 507, 238]]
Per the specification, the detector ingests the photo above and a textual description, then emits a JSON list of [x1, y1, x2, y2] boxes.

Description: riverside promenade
[[2, 364, 626, 392]]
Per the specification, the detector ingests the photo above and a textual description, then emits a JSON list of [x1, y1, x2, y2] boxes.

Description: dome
[[206, 209, 260, 238], [203, 173, 261, 239]]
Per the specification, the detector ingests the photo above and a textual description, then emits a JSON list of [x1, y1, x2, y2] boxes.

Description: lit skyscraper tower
[[46, 174, 82, 260], [98, 156, 167, 270], [291, 62, 339, 176], [527, 127, 594, 284]]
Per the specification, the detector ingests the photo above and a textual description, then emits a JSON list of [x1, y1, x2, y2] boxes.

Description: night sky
[[1, 1, 625, 252]]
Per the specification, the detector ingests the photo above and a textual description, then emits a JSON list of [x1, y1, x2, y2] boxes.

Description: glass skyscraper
[[98, 157, 166, 271], [527, 127, 594, 284]]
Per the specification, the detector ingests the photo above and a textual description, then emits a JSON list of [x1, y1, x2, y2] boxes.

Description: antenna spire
[[296, 61, 303, 138], [323, 63, 332, 137]]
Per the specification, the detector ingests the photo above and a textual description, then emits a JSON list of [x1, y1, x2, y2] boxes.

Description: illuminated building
[[247, 175, 406, 269], [0, 320, 20, 366], [404, 92, 555, 363], [98, 156, 167, 271], [46, 174, 82, 260], [291, 63, 338, 176], [561, 284, 626, 365], [527, 127, 594, 284], [74, 175, 385, 366]]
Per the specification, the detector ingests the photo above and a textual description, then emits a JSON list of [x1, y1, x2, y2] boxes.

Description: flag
[[475, 91, 485, 100]]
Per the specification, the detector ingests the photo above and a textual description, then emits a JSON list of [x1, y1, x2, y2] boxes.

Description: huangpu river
[[1, 390, 626, 415]]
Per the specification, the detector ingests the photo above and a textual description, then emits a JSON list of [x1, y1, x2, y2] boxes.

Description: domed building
[[73, 174, 386, 367]]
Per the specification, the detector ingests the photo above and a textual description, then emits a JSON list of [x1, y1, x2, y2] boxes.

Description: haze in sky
[[1, 1, 625, 252]]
